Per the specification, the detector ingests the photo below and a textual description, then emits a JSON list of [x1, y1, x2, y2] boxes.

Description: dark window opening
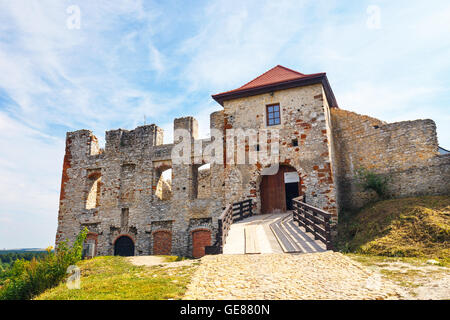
[[292, 139, 298, 147]]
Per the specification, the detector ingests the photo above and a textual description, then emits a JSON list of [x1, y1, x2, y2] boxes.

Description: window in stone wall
[[266, 104, 281, 126], [86, 169, 101, 209], [155, 168, 172, 201]]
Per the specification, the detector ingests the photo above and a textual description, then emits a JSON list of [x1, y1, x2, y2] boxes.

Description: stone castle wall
[[331, 108, 450, 209], [56, 118, 224, 257]]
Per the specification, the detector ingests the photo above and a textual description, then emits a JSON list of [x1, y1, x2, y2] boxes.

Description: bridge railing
[[205, 199, 253, 255], [292, 198, 334, 250]]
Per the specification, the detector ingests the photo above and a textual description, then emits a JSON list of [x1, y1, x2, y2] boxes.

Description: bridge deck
[[223, 213, 326, 255]]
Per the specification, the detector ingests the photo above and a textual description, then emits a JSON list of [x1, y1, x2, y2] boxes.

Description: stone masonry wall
[[222, 84, 338, 218], [331, 108, 450, 210], [56, 120, 223, 258]]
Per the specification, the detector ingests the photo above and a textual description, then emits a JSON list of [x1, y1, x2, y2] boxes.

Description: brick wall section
[[331, 108, 450, 209]]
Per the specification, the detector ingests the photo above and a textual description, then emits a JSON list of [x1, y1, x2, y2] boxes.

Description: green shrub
[[0, 227, 88, 300], [355, 167, 390, 198]]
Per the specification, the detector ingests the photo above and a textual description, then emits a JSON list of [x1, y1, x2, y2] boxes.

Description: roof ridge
[[275, 65, 305, 76], [237, 65, 305, 90], [237, 65, 280, 89]]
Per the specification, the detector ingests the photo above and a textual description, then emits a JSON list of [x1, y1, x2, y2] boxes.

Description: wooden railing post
[[205, 199, 253, 255], [291, 198, 334, 251]]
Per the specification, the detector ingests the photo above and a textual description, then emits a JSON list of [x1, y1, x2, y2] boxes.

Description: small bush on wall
[[355, 167, 390, 199]]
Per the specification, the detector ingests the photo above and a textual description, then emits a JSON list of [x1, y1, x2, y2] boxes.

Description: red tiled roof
[[214, 65, 324, 96], [211, 65, 337, 108]]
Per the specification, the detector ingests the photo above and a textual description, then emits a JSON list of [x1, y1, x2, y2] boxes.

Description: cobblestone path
[[184, 251, 409, 300]]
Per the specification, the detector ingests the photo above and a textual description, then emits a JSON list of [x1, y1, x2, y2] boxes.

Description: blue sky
[[0, 0, 449, 249]]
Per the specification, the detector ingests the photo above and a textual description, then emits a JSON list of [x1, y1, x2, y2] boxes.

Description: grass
[[35, 256, 198, 300], [337, 195, 450, 263]]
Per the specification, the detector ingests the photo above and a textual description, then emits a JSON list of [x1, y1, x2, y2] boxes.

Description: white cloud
[[179, 0, 309, 92], [0, 112, 64, 248], [149, 44, 166, 75]]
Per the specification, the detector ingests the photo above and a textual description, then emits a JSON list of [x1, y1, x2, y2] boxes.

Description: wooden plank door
[[260, 165, 299, 214]]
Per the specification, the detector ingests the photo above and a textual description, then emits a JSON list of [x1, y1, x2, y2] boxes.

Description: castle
[[55, 65, 450, 258]]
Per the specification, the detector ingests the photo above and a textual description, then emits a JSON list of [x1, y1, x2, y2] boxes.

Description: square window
[[266, 104, 281, 126]]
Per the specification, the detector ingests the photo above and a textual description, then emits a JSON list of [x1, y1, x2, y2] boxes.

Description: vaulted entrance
[[260, 165, 300, 214], [114, 236, 135, 256]]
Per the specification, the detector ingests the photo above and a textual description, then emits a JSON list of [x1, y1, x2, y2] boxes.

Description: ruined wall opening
[[155, 167, 172, 201], [195, 163, 211, 199], [86, 169, 101, 209]]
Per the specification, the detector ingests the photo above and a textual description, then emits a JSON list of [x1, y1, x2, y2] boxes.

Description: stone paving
[[184, 251, 409, 300]]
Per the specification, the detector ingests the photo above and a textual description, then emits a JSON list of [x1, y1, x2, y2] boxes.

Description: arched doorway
[[114, 235, 135, 256], [260, 165, 300, 214]]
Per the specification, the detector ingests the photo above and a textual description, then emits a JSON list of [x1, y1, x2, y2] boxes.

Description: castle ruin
[[56, 65, 450, 258]]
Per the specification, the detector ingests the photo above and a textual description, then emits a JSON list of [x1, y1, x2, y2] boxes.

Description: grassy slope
[[35, 256, 198, 300], [337, 195, 450, 262]]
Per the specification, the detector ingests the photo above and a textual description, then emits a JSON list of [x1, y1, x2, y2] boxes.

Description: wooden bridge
[[205, 198, 334, 255]]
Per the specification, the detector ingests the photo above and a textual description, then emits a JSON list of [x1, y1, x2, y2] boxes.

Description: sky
[[0, 0, 449, 249]]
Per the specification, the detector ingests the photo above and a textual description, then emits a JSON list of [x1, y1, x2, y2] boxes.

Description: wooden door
[[192, 230, 211, 258], [260, 165, 299, 214], [153, 231, 172, 255]]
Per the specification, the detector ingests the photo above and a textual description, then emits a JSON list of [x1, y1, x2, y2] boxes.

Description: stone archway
[[114, 235, 135, 256], [260, 165, 300, 214]]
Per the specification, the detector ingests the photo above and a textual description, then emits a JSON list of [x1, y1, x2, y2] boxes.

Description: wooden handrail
[[205, 199, 253, 255], [292, 198, 334, 250]]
